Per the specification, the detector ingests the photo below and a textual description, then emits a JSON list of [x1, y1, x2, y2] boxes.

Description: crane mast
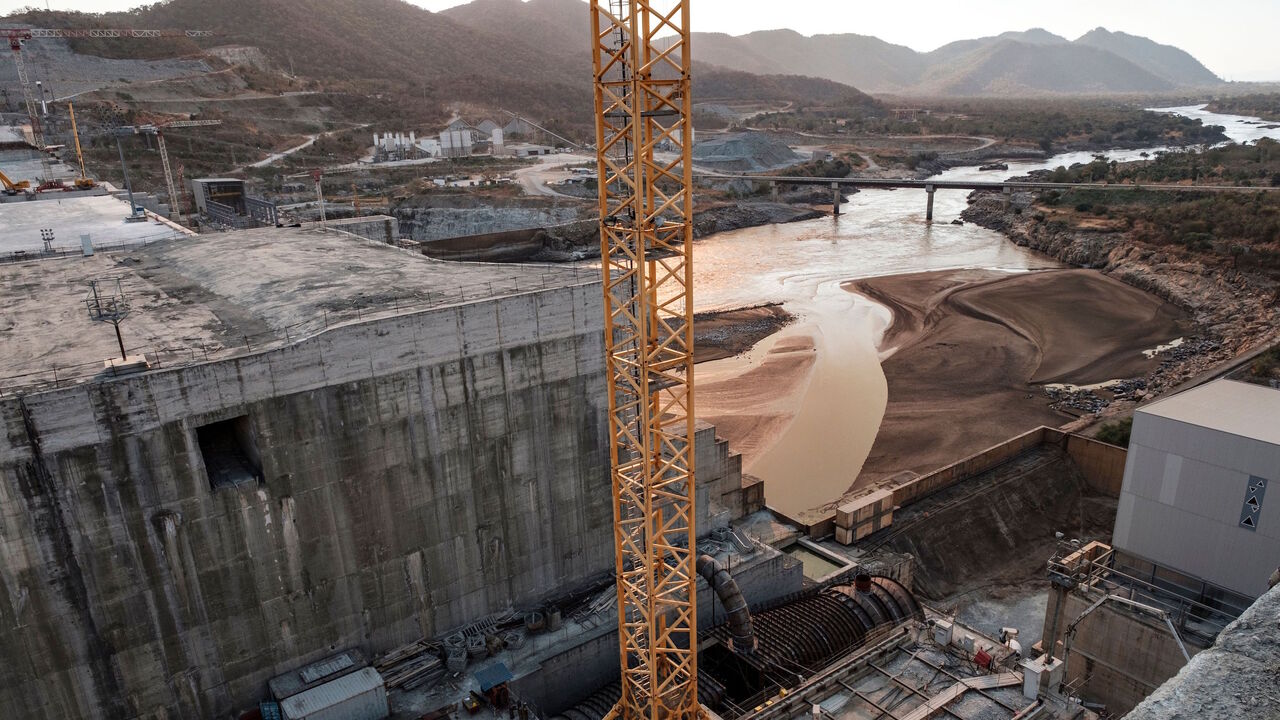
[[134, 119, 222, 222], [590, 1, 700, 718]]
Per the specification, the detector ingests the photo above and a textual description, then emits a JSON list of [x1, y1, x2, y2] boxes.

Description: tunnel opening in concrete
[[196, 415, 262, 490]]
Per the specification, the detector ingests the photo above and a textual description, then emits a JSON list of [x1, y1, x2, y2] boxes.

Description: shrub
[[1096, 418, 1133, 447]]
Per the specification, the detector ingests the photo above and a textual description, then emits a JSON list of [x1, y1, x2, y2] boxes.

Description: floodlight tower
[[85, 279, 132, 361]]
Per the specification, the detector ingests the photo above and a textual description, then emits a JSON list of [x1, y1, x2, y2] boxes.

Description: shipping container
[[279, 667, 388, 720]]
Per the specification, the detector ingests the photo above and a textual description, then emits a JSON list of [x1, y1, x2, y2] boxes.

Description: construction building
[[190, 177, 279, 228], [1112, 379, 1279, 600], [1031, 379, 1280, 716]]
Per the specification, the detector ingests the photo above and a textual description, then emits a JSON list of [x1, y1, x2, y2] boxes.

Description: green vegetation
[[1242, 346, 1280, 387], [1031, 140, 1280, 280], [748, 98, 1228, 150], [1042, 138, 1280, 187], [1095, 418, 1133, 448], [783, 153, 864, 179], [1206, 94, 1280, 122]]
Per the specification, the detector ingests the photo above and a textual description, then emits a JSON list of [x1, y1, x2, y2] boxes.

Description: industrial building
[[1027, 379, 1280, 716], [1113, 379, 1279, 600]]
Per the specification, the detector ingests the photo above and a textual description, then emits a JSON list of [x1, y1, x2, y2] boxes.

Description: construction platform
[[0, 222, 595, 393], [0, 192, 181, 257], [738, 614, 1095, 720]]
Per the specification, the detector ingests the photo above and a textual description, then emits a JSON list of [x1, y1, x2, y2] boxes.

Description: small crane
[[67, 102, 95, 189], [2, 27, 213, 180], [131, 118, 223, 222]]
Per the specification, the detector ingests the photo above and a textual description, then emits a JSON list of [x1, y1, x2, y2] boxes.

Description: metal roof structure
[[475, 661, 513, 693], [1138, 379, 1280, 446], [279, 666, 385, 720]]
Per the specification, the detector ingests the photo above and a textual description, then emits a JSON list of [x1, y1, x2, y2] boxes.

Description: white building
[[505, 143, 553, 158], [439, 128, 475, 158], [1113, 379, 1280, 600]]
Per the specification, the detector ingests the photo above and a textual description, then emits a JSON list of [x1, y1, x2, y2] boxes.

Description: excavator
[[0, 168, 32, 196]]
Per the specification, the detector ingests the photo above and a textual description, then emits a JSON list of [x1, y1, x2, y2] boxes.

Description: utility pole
[[313, 169, 326, 228], [113, 129, 145, 221]]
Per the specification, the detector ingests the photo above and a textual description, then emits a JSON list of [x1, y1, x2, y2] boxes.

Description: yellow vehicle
[[0, 169, 31, 195], [68, 102, 96, 190]]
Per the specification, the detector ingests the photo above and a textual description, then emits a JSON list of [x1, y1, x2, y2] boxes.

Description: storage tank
[[279, 666, 388, 720]]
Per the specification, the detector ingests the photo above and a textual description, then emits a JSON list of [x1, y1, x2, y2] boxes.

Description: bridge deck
[[700, 173, 1280, 193]]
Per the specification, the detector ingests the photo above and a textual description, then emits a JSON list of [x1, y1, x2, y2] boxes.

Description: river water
[[692, 105, 1279, 516]]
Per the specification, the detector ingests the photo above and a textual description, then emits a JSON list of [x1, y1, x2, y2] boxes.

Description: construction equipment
[[67, 102, 95, 189], [499, 108, 587, 151], [2, 27, 213, 180], [132, 119, 222, 221], [0, 168, 31, 195], [590, 1, 699, 717]]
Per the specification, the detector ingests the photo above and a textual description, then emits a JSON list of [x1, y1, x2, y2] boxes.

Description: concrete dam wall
[[0, 284, 621, 719]]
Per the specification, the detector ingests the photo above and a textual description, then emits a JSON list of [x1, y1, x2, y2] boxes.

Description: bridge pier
[[832, 182, 842, 216], [770, 181, 778, 200], [925, 184, 935, 222], [1002, 186, 1012, 210]]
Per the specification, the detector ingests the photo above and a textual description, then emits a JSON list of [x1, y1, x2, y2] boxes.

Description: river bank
[[846, 268, 1190, 488], [961, 190, 1280, 417], [693, 303, 795, 364]]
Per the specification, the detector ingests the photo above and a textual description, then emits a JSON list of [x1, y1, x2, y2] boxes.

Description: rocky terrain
[[962, 191, 1280, 417]]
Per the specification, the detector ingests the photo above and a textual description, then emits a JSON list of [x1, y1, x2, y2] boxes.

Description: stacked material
[[836, 489, 895, 544]]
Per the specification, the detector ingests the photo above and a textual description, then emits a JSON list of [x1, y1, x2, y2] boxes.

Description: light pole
[[113, 130, 144, 220]]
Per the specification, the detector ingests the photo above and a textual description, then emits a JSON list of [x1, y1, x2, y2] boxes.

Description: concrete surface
[[0, 193, 180, 256], [0, 281, 611, 719], [1125, 583, 1280, 720], [0, 225, 593, 389], [0, 238, 758, 718]]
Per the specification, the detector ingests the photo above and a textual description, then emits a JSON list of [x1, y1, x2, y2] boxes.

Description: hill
[[439, 0, 881, 107], [1074, 27, 1221, 86], [6, 0, 874, 130], [917, 40, 1174, 96], [682, 24, 1223, 95]]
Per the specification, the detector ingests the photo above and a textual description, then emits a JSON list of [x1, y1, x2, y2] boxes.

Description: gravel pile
[[692, 132, 803, 173]]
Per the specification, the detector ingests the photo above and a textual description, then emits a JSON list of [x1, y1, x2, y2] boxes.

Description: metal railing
[[1, 269, 601, 398], [1047, 541, 1241, 644], [0, 229, 187, 265]]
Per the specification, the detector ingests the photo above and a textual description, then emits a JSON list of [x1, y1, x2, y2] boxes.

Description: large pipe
[[698, 554, 757, 654]]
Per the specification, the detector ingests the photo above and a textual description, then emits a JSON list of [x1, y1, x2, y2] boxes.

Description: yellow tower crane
[[589, 1, 700, 717]]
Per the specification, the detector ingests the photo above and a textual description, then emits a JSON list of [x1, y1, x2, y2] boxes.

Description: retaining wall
[[818, 426, 1127, 538], [0, 279, 755, 720]]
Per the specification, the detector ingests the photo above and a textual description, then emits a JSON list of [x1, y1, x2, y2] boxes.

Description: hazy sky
[[2, 0, 1277, 81]]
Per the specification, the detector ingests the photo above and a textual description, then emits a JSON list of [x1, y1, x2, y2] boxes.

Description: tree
[[1095, 418, 1133, 448]]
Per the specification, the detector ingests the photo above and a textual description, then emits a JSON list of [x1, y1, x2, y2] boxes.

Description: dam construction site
[[2, 2, 1280, 720]]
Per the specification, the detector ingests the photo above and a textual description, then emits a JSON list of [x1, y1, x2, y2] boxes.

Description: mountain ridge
[[675, 22, 1222, 95]]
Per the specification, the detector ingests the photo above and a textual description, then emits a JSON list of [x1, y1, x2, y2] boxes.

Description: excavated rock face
[[1125, 584, 1280, 720]]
